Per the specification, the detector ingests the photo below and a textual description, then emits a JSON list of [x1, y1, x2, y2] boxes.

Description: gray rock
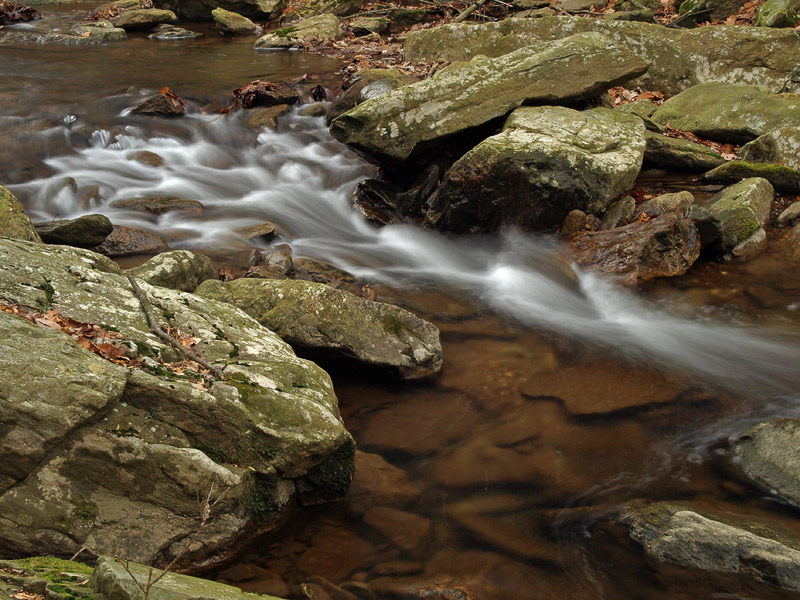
[[71, 20, 127, 41], [126, 250, 216, 292], [245, 105, 290, 131], [91, 225, 169, 257], [426, 106, 646, 232], [326, 69, 418, 125], [148, 24, 201, 39], [643, 131, 726, 172], [739, 126, 800, 170], [254, 14, 342, 48], [331, 32, 648, 164], [0, 185, 41, 243], [705, 177, 773, 253], [153, 0, 286, 20], [282, 0, 362, 21], [351, 16, 389, 35], [634, 191, 694, 219], [677, 0, 747, 21], [704, 160, 800, 194], [733, 419, 800, 507], [755, 0, 800, 27], [213, 7, 259, 34], [601, 195, 636, 229], [194, 278, 443, 379], [602, 8, 656, 21], [111, 8, 177, 30], [33, 214, 113, 247], [777, 201, 800, 225], [730, 226, 768, 259]]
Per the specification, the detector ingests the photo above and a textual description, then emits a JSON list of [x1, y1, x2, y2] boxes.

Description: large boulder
[[740, 125, 800, 170], [111, 9, 177, 30], [213, 7, 259, 34], [0, 238, 354, 565], [254, 14, 342, 48], [732, 419, 800, 507], [0, 185, 41, 243], [194, 278, 443, 379], [330, 32, 648, 164], [154, 0, 286, 20], [705, 177, 773, 254], [403, 16, 800, 95], [125, 250, 217, 292], [643, 131, 726, 172], [704, 160, 800, 194], [651, 83, 800, 144], [283, 0, 362, 21], [622, 502, 800, 590], [425, 106, 645, 233], [33, 214, 113, 247]]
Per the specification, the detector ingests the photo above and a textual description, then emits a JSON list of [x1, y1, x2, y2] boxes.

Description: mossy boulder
[[212, 7, 258, 34], [330, 32, 648, 164], [0, 185, 41, 243], [283, 0, 362, 21], [704, 160, 800, 194], [33, 214, 113, 247], [643, 131, 726, 172], [194, 278, 443, 379], [125, 250, 216, 292], [651, 83, 800, 144], [0, 238, 353, 566], [111, 9, 177, 30], [351, 16, 389, 35], [403, 16, 800, 95], [71, 20, 128, 41], [425, 106, 645, 232], [705, 177, 773, 254], [153, 0, 286, 20], [739, 125, 800, 170], [254, 14, 342, 48], [755, 0, 800, 27]]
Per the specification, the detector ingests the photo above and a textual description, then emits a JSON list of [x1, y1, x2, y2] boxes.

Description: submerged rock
[[91, 225, 169, 257], [0, 185, 41, 243], [622, 502, 800, 590], [109, 197, 202, 214], [245, 105, 290, 130], [33, 214, 113, 247], [126, 250, 216, 292], [213, 7, 259, 34], [194, 278, 443, 379], [704, 160, 800, 194], [254, 14, 342, 48], [330, 32, 648, 164], [705, 177, 773, 254], [426, 106, 645, 233]]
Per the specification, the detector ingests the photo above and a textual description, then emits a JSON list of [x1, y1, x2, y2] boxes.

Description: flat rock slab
[[643, 131, 726, 172], [110, 197, 201, 214], [426, 105, 645, 232], [194, 278, 443, 379], [403, 16, 800, 95], [330, 32, 648, 164]]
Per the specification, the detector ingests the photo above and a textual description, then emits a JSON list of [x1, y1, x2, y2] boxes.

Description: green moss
[[71, 501, 98, 523], [211, 323, 226, 340], [36, 277, 55, 309], [133, 341, 153, 357], [301, 437, 356, 499], [15, 557, 92, 575], [46, 582, 95, 600], [228, 343, 239, 358], [162, 310, 175, 321], [271, 26, 298, 37], [243, 473, 281, 515]]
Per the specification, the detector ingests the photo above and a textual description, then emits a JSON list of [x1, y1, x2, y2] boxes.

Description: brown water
[[3, 11, 800, 599]]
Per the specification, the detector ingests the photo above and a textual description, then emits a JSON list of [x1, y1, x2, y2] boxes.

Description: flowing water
[[4, 9, 800, 598]]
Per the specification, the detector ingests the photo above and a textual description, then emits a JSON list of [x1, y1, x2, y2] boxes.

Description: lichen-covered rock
[[331, 32, 647, 164], [403, 16, 800, 95], [0, 238, 353, 565], [705, 177, 774, 252], [148, 24, 201, 39], [111, 8, 177, 30], [33, 214, 113, 247], [154, 0, 286, 20], [755, 0, 800, 27], [622, 502, 800, 590], [426, 106, 645, 232], [194, 278, 442, 379], [740, 126, 800, 170], [351, 16, 389, 35], [254, 14, 342, 48], [0, 185, 41, 243], [71, 20, 128, 41], [677, 0, 746, 21], [571, 213, 701, 285], [283, 0, 362, 21], [704, 160, 800, 194], [651, 83, 800, 144], [213, 7, 259, 34], [732, 419, 800, 507], [643, 131, 726, 172], [326, 69, 418, 125], [126, 250, 216, 292], [91, 225, 169, 257]]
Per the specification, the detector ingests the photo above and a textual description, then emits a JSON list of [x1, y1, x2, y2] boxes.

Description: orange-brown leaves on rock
[[609, 86, 665, 106], [158, 86, 186, 111], [0, 1, 40, 25], [231, 80, 300, 108], [663, 126, 739, 160]]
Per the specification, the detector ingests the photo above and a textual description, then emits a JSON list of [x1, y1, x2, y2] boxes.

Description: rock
[[111, 8, 177, 30], [245, 105, 291, 130], [132, 150, 165, 166], [730, 226, 768, 259], [634, 191, 694, 219], [403, 16, 800, 95], [233, 81, 301, 108], [363, 507, 431, 552], [332, 32, 648, 164], [616, 98, 656, 118], [91, 225, 169, 257], [739, 126, 800, 170], [0, 557, 97, 600], [0, 237, 353, 564], [705, 177, 774, 253], [622, 502, 800, 590], [603, 8, 656, 21], [559, 0, 607, 10], [131, 92, 186, 117], [426, 106, 645, 233], [651, 83, 800, 144], [109, 197, 203, 214], [292, 258, 362, 295], [704, 160, 800, 194], [326, 70, 418, 125], [755, 0, 800, 27], [777, 201, 800, 225], [562, 211, 591, 236], [91, 556, 286, 600], [89, 0, 141, 17], [677, 0, 747, 21], [154, 0, 286, 20], [71, 20, 127, 41], [194, 278, 443, 379], [347, 451, 421, 511], [601, 195, 636, 229], [350, 179, 402, 226], [643, 131, 726, 172], [148, 24, 201, 39], [571, 213, 701, 285], [0, 185, 41, 243], [213, 7, 259, 34], [126, 250, 216, 292], [518, 6, 557, 16], [789, 223, 800, 256], [236, 221, 277, 242], [0, 31, 97, 45], [350, 16, 389, 35], [283, 0, 362, 21], [254, 15, 342, 48], [33, 214, 113, 247], [732, 419, 800, 507], [298, 103, 327, 117]]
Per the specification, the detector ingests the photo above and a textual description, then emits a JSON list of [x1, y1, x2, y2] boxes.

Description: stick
[[126, 274, 224, 379], [453, 0, 490, 21]]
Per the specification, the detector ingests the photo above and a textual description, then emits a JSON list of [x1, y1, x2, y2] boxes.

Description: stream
[[3, 7, 800, 598]]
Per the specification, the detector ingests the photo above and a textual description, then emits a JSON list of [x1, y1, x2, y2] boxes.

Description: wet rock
[[777, 201, 800, 226], [71, 20, 127, 41], [351, 16, 389, 35], [403, 16, 800, 95], [350, 178, 402, 226], [236, 221, 277, 242], [562, 209, 590, 236], [148, 24, 201, 39], [33, 214, 113, 247], [326, 69, 418, 125], [634, 191, 694, 219], [332, 32, 648, 164], [91, 225, 169, 257], [233, 81, 301, 108], [755, 0, 800, 27], [254, 14, 342, 48], [643, 131, 726, 172], [732, 419, 800, 507], [245, 248, 294, 278], [571, 213, 701, 285], [730, 226, 768, 259], [0, 185, 41, 243], [0, 31, 97, 45], [111, 8, 177, 30], [131, 91, 186, 117], [245, 105, 290, 130], [739, 126, 800, 170], [109, 196, 203, 214], [298, 103, 327, 117], [622, 502, 800, 590], [704, 160, 800, 194], [706, 177, 773, 254], [651, 83, 800, 144], [132, 150, 165, 166], [195, 278, 443, 379], [426, 106, 645, 233], [126, 250, 216, 292], [788, 223, 800, 256], [601, 195, 635, 229], [213, 7, 259, 34], [293, 258, 361, 295], [363, 507, 432, 553], [348, 451, 422, 511]]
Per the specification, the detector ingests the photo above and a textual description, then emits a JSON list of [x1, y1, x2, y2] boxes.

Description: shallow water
[[3, 10, 800, 598]]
